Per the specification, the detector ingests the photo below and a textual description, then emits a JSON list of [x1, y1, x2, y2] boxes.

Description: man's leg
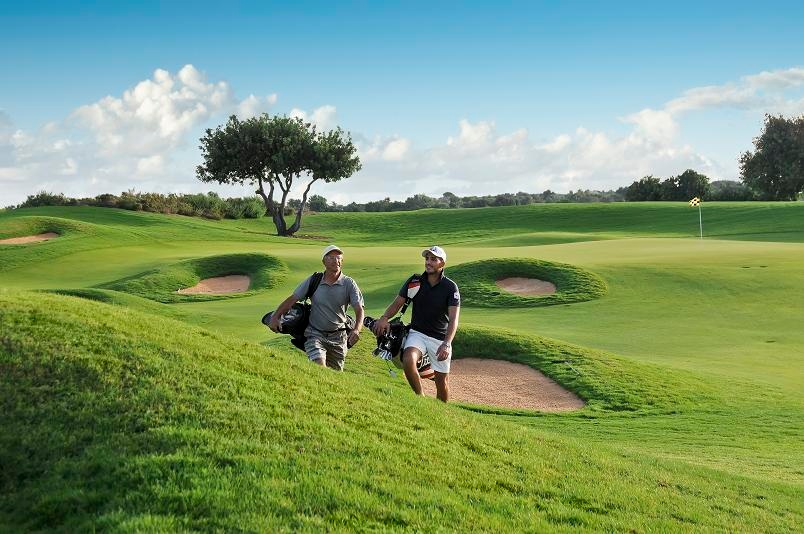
[[402, 347, 423, 395], [304, 336, 327, 367], [323, 333, 347, 371], [434, 371, 449, 403]]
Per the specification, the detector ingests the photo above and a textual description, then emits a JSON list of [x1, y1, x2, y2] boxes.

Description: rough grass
[[100, 253, 288, 303], [1, 291, 800, 532], [449, 258, 607, 307]]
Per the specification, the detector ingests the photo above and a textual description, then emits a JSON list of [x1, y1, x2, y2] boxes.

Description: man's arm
[[372, 295, 407, 336], [348, 302, 365, 347], [268, 294, 300, 332], [436, 305, 460, 361]]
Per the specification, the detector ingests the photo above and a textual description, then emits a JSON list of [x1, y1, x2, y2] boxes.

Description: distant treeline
[[9, 175, 782, 220], [301, 188, 628, 212], [12, 188, 629, 218], [624, 170, 757, 201], [15, 191, 266, 220]]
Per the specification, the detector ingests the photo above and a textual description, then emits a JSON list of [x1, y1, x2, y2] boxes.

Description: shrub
[[18, 191, 68, 208]]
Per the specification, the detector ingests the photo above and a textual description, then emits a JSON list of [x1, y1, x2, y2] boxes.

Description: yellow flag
[[689, 197, 701, 207]]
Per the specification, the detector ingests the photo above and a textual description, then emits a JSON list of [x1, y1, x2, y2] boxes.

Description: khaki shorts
[[304, 327, 347, 371], [404, 329, 451, 374]]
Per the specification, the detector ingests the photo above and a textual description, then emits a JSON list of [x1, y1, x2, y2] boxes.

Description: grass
[[449, 257, 607, 307], [1, 202, 803, 531], [1, 291, 800, 531], [100, 253, 287, 303]]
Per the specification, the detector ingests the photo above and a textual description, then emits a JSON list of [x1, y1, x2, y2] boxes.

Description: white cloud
[[447, 119, 494, 148], [622, 109, 679, 143], [289, 105, 338, 131], [69, 64, 235, 157], [237, 93, 278, 119], [381, 138, 411, 161]]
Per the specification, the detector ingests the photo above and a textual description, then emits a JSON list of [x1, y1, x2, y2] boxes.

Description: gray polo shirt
[[294, 272, 363, 333]]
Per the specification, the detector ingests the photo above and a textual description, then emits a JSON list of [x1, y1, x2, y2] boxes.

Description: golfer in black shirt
[[372, 246, 460, 402]]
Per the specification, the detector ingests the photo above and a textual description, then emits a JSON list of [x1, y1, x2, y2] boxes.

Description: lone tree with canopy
[[197, 114, 361, 236]]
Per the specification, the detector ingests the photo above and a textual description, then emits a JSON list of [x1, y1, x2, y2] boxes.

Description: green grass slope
[[101, 253, 287, 303], [1, 291, 801, 531], [298, 202, 804, 245], [450, 257, 607, 307]]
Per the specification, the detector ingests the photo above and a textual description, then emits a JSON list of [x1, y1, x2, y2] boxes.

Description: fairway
[[1, 202, 802, 531]]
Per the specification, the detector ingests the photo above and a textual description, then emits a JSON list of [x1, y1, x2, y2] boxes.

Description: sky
[[2, 0, 804, 207]]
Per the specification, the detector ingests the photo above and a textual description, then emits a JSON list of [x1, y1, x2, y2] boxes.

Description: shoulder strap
[[305, 272, 324, 301], [399, 274, 421, 316]]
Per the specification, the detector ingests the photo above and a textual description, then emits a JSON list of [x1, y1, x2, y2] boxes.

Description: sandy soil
[[420, 357, 584, 411], [0, 232, 60, 244], [177, 275, 251, 294], [496, 277, 557, 296]]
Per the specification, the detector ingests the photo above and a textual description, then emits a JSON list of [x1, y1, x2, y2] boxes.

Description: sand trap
[[177, 275, 251, 294], [0, 232, 60, 244], [420, 358, 584, 411], [496, 277, 556, 296]]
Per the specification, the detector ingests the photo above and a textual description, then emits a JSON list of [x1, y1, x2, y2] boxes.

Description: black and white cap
[[421, 245, 446, 262]]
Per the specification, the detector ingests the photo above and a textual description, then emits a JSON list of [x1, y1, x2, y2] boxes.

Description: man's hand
[[436, 342, 451, 361], [268, 315, 282, 333], [347, 329, 360, 347], [372, 316, 390, 336]]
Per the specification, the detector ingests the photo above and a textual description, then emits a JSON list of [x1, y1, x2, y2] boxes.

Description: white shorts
[[404, 329, 451, 374]]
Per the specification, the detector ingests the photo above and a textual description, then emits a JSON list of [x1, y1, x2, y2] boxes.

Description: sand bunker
[[420, 358, 584, 411], [0, 232, 60, 245], [177, 275, 251, 294], [496, 277, 556, 296]]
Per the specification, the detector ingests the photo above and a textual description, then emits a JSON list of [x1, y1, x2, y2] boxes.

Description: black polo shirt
[[398, 271, 460, 341]]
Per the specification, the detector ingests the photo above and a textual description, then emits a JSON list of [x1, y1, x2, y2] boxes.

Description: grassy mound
[[0, 215, 92, 242], [0, 216, 98, 272], [449, 258, 607, 307], [1, 291, 800, 531], [101, 253, 287, 303], [44, 288, 203, 322]]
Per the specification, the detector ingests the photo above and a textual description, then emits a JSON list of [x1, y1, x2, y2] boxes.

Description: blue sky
[[2, 1, 804, 205]]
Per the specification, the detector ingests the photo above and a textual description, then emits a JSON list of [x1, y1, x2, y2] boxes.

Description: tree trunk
[[276, 180, 290, 235], [256, 175, 289, 236], [287, 178, 319, 236]]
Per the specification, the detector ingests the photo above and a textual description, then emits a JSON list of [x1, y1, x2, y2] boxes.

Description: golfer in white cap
[[373, 245, 460, 402], [269, 244, 365, 371]]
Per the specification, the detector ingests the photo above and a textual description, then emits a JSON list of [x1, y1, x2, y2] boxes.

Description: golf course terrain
[[1, 202, 802, 531]]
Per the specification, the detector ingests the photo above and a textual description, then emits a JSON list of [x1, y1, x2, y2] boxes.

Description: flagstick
[[698, 205, 703, 239]]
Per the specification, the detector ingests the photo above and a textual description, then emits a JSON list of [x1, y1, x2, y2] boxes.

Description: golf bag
[[364, 314, 435, 381], [262, 272, 357, 351]]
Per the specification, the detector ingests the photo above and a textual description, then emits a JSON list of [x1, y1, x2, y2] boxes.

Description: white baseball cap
[[322, 244, 343, 259], [421, 245, 447, 262]]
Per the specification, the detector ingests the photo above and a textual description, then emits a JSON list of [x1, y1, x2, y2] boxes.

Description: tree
[[709, 180, 754, 201], [196, 114, 360, 236], [307, 194, 329, 212], [659, 176, 681, 201], [675, 169, 710, 200], [290, 127, 361, 233], [740, 114, 804, 200], [440, 191, 462, 208], [625, 176, 662, 201]]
